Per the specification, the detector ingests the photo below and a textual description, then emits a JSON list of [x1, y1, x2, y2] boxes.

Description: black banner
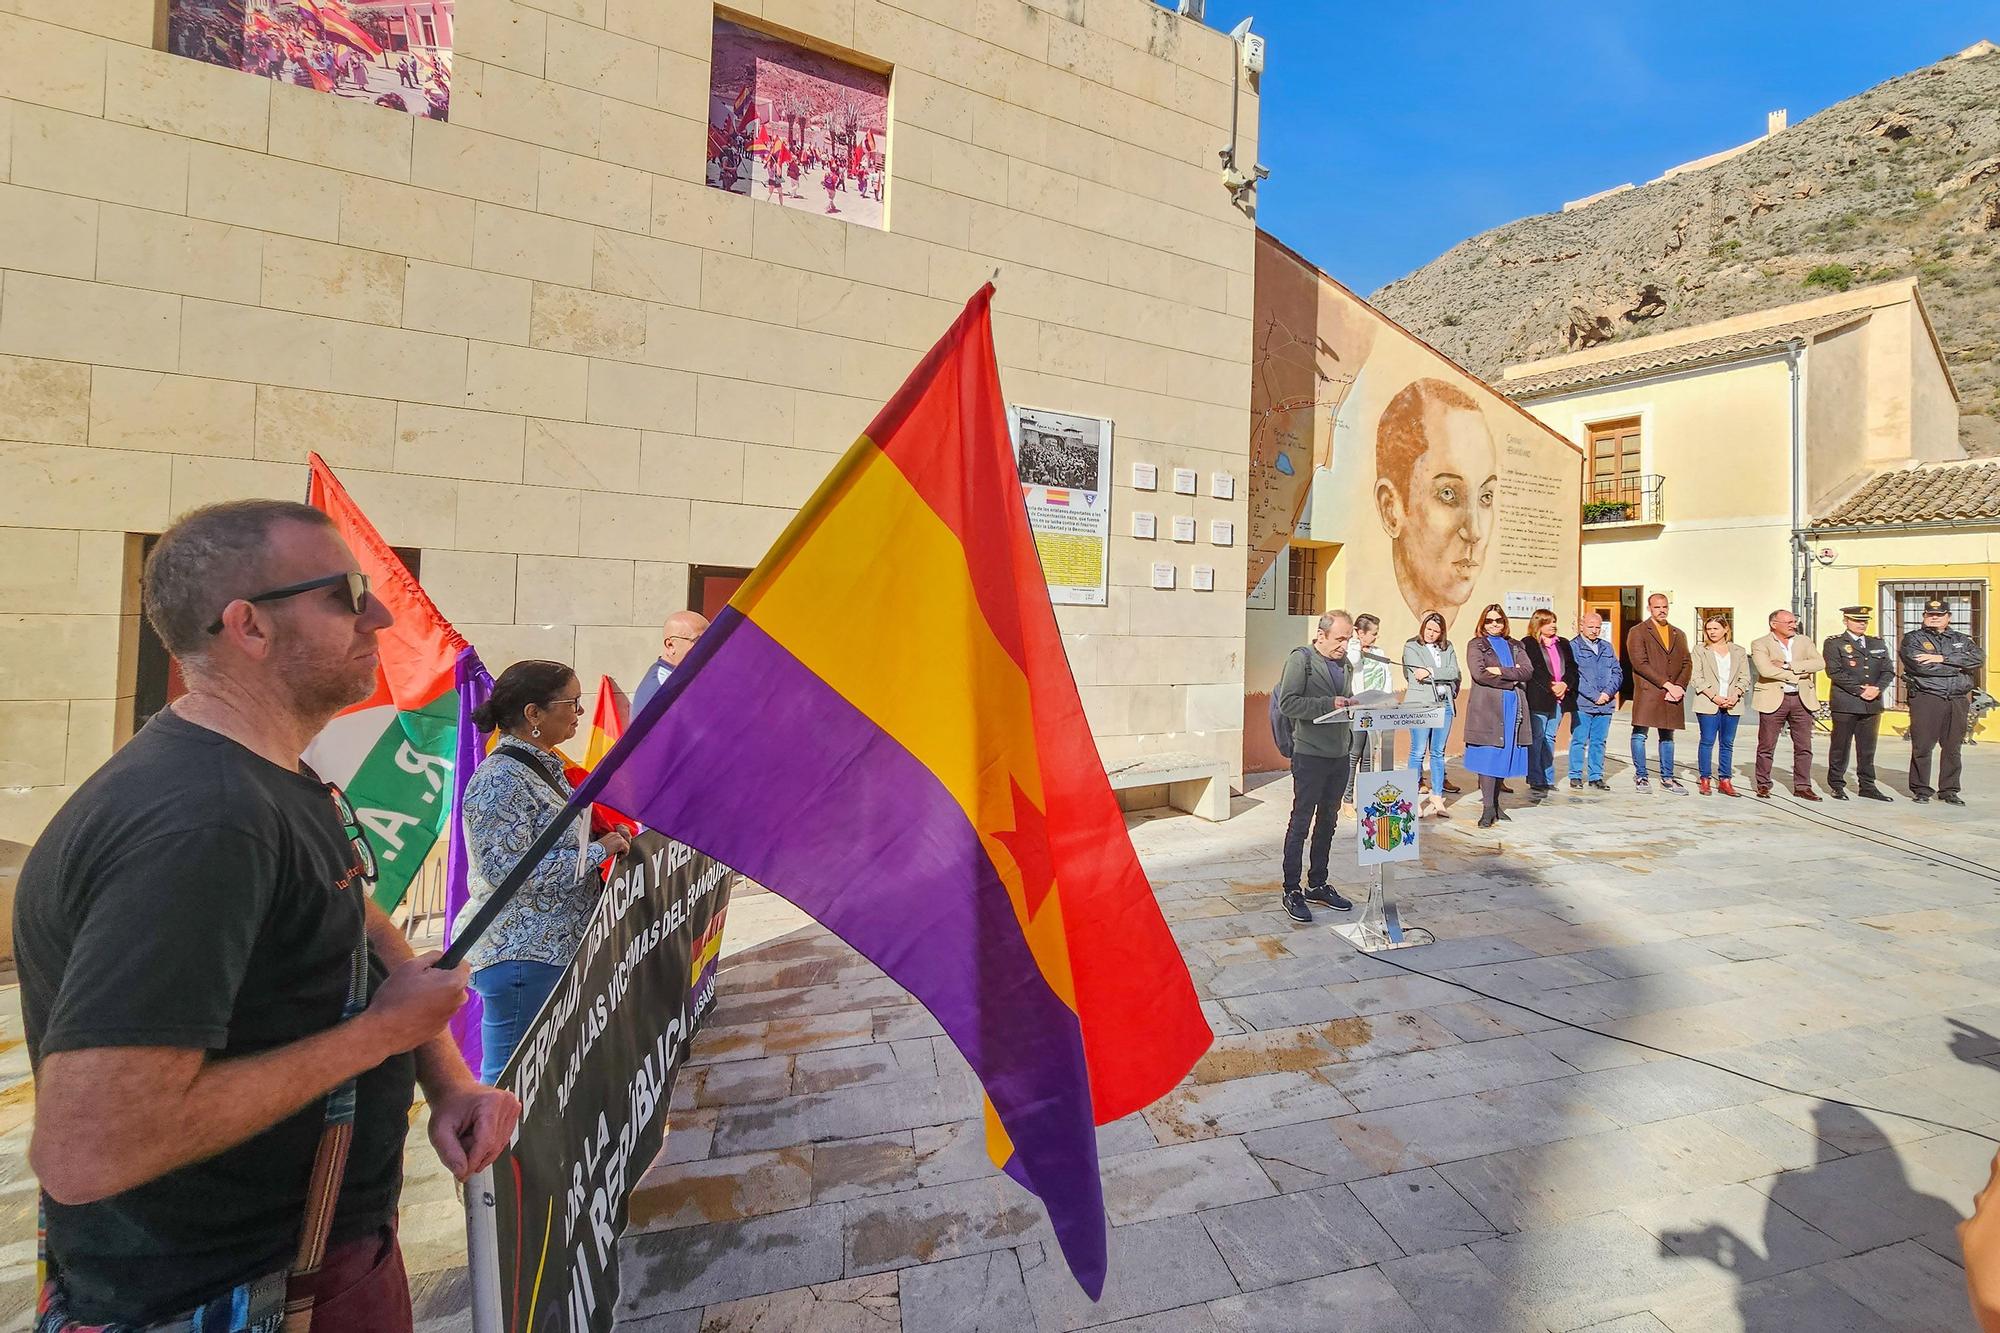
[[488, 831, 733, 1332]]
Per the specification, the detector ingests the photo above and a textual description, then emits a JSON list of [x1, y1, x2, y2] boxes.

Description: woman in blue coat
[[1463, 603, 1533, 829]]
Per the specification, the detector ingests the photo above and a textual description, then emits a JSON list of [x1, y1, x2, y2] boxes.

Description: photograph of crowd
[[168, 0, 454, 120], [1014, 409, 1107, 492], [706, 18, 889, 230]]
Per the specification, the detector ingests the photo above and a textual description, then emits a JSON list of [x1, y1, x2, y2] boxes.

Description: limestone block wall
[[0, 0, 1259, 856]]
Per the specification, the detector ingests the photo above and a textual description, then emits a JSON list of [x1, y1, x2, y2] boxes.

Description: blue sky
[[1176, 2, 1995, 295]]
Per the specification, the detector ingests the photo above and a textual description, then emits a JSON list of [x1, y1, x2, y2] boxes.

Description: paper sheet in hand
[[1313, 690, 1400, 722]]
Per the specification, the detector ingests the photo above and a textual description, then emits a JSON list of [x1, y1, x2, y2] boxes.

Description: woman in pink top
[[1520, 608, 1578, 797]]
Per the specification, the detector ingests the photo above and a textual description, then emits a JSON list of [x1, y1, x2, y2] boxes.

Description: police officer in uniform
[[1901, 594, 1985, 805], [1823, 606, 1895, 801]]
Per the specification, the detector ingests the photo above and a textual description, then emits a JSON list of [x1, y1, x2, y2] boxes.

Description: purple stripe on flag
[[583, 608, 1107, 1293], [444, 646, 492, 1072]]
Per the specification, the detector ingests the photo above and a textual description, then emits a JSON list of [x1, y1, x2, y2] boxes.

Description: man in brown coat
[[1625, 593, 1693, 793], [1750, 608, 1826, 800]]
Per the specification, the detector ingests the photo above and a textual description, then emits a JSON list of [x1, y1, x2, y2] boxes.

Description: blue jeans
[[1630, 726, 1677, 782], [1527, 710, 1564, 786], [1568, 711, 1613, 782], [472, 959, 566, 1083], [1411, 700, 1454, 790], [1698, 711, 1740, 780]]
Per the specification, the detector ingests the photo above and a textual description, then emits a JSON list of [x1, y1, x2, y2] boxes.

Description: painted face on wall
[[1378, 404, 1498, 622]]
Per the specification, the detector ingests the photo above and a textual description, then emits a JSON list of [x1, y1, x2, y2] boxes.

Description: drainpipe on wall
[[1785, 339, 1812, 631]]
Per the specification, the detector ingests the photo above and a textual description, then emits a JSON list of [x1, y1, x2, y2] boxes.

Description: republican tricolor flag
[[564, 286, 1210, 1294]]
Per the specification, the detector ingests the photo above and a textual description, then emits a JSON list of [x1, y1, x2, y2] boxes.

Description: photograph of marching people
[[706, 17, 890, 228], [168, 0, 454, 119]]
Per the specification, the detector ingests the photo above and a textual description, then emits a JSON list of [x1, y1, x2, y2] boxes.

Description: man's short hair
[[1376, 377, 1482, 498], [144, 500, 333, 659], [1353, 613, 1381, 633], [1648, 594, 1669, 608], [1768, 609, 1791, 627], [1317, 610, 1353, 634]]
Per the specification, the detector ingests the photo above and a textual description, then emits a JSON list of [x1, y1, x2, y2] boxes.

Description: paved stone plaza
[[7, 748, 2000, 1331], [614, 750, 2000, 1332]]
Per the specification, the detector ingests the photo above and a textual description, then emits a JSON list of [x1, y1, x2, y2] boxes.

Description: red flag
[[311, 0, 384, 56]]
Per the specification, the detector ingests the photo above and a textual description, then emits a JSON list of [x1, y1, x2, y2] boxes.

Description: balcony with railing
[[1582, 474, 1665, 527]]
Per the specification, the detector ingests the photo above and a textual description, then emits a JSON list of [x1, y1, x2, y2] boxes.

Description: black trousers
[[1826, 711, 1881, 792], [1284, 752, 1350, 890], [1909, 692, 1971, 798]]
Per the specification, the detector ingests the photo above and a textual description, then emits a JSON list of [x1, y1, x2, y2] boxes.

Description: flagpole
[[464, 1167, 505, 1333]]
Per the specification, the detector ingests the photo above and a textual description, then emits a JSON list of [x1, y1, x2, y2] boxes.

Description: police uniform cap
[[1839, 606, 1870, 620], [1923, 596, 1950, 614]]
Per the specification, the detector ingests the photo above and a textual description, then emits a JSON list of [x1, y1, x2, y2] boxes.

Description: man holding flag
[[17, 500, 518, 1330]]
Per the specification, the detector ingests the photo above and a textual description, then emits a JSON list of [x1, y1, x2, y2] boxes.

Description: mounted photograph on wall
[[168, 0, 454, 120], [1009, 406, 1114, 607], [706, 17, 890, 229]]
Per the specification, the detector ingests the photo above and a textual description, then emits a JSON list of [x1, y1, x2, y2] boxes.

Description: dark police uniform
[[1900, 594, 1985, 802], [1822, 607, 1895, 800]]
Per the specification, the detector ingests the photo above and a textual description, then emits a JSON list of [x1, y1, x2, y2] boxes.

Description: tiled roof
[[1817, 461, 2000, 528], [1504, 311, 1867, 399]]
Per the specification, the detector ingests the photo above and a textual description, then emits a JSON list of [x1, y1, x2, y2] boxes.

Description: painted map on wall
[[1246, 233, 1375, 593], [169, 0, 453, 119], [707, 18, 889, 229]]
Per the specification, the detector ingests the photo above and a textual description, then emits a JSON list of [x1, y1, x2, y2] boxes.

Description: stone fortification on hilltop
[[1370, 41, 2000, 453]]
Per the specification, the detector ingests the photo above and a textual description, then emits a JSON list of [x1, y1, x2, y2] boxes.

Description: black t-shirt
[[16, 710, 416, 1325]]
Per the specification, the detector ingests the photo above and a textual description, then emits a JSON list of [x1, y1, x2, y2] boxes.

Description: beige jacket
[[1750, 632, 1825, 713], [1689, 642, 1753, 717]]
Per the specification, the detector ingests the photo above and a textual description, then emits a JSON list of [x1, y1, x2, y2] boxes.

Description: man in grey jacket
[[1276, 611, 1358, 923]]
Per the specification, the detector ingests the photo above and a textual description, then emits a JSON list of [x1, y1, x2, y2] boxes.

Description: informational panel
[[1009, 406, 1113, 607], [485, 833, 734, 1333], [1505, 591, 1556, 619], [1354, 768, 1421, 865]]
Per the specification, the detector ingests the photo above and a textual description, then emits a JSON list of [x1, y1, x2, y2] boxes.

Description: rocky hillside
[[1370, 41, 2000, 453]]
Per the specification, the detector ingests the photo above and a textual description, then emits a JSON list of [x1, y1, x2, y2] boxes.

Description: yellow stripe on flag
[[741, 443, 1077, 1010]]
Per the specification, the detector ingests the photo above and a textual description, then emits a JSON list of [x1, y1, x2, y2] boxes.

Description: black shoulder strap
[[495, 744, 570, 802]]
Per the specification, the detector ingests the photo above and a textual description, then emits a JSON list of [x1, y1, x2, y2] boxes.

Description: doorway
[[1584, 584, 1643, 701]]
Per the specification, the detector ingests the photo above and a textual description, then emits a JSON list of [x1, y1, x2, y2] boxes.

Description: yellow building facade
[[1503, 280, 1961, 652], [1808, 461, 2000, 735], [0, 0, 1264, 887]]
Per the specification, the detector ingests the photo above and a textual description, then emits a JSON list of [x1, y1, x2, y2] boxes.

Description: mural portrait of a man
[[1374, 377, 1498, 630]]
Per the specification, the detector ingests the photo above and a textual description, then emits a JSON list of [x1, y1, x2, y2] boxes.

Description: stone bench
[[1104, 751, 1233, 822]]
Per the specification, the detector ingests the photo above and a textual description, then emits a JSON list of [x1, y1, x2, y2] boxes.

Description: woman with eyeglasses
[[453, 660, 630, 1083], [1401, 610, 1461, 818], [1462, 603, 1533, 829]]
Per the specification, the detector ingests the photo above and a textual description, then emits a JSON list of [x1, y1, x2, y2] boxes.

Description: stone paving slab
[[597, 753, 2000, 1330], [15, 749, 2000, 1330]]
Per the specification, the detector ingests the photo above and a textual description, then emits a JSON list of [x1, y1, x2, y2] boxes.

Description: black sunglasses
[[207, 571, 371, 634], [326, 784, 379, 886]]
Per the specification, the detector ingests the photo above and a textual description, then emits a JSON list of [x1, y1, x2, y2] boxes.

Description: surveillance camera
[[1253, 163, 1271, 181]]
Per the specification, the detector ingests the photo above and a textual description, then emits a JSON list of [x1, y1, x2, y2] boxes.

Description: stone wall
[[0, 0, 1261, 865]]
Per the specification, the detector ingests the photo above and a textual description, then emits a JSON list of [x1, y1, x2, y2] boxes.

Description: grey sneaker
[[1304, 885, 1352, 911], [1634, 776, 1652, 792], [1589, 779, 1613, 792], [1568, 778, 1583, 790], [1283, 889, 1312, 923], [1661, 778, 1689, 794]]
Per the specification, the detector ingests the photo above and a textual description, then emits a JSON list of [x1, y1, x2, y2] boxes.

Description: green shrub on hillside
[[1804, 263, 1855, 291]]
